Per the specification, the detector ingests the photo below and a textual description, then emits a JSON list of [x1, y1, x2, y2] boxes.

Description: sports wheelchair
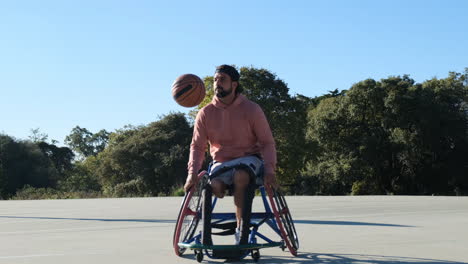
[[173, 165, 299, 262]]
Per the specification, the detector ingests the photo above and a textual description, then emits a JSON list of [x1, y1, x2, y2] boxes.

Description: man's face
[[214, 72, 234, 98]]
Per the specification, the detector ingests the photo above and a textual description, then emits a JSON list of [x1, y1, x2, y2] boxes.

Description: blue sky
[[1, 0, 467, 144]]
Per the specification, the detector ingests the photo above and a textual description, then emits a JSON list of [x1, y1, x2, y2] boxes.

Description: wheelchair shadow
[[0, 215, 175, 223], [264, 253, 467, 264], [181, 253, 467, 264], [294, 220, 413, 228], [0, 216, 412, 228]]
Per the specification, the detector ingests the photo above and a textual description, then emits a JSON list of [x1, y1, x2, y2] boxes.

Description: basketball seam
[[174, 84, 194, 99], [177, 85, 198, 101], [172, 75, 200, 88], [173, 79, 203, 89]]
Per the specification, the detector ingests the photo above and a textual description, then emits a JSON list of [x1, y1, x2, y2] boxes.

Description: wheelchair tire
[[173, 171, 206, 256], [266, 187, 299, 256]]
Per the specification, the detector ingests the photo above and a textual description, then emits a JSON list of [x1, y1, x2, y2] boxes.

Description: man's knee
[[210, 179, 226, 198]]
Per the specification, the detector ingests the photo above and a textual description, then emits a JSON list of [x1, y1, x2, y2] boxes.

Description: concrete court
[[0, 196, 467, 264]]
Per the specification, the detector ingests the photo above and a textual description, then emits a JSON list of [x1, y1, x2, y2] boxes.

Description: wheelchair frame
[[173, 170, 299, 262]]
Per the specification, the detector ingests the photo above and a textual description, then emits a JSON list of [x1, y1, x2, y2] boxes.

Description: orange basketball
[[171, 74, 206, 107]]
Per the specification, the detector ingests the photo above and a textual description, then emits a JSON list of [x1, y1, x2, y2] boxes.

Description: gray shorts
[[209, 155, 264, 186]]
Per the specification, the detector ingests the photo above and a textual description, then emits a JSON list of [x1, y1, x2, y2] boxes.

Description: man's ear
[[232, 81, 239, 90]]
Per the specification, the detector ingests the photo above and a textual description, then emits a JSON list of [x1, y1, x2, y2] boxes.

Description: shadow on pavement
[[0, 215, 175, 223], [178, 253, 466, 264], [0, 216, 411, 227], [294, 220, 413, 227], [257, 253, 467, 264]]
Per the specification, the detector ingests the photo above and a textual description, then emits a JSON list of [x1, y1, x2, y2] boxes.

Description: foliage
[[0, 135, 58, 198], [12, 185, 103, 200], [94, 113, 192, 196], [64, 126, 110, 158], [37, 141, 75, 175], [171, 186, 185, 197], [29, 128, 49, 143], [111, 178, 149, 197], [57, 160, 101, 192], [304, 70, 468, 195]]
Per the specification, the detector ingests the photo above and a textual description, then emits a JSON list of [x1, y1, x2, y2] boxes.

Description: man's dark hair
[[215, 64, 243, 94]]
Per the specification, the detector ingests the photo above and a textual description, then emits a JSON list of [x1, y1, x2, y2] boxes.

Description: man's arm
[[252, 106, 278, 189], [185, 110, 208, 192]]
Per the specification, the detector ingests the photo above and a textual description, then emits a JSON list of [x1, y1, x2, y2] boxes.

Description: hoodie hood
[[211, 94, 246, 109]]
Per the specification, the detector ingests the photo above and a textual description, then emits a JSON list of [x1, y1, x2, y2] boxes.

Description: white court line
[[0, 251, 106, 259], [0, 224, 160, 235], [297, 209, 468, 219], [0, 253, 66, 259]]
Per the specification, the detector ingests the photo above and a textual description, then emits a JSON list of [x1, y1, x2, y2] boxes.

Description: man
[[184, 64, 277, 244]]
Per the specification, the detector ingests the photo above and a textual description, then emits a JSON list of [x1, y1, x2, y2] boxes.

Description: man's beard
[[215, 85, 233, 98]]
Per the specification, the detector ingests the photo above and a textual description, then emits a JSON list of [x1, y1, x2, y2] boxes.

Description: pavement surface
[[1, 196, 467, 264]]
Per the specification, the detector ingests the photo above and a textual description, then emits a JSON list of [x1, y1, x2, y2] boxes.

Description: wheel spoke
[[185, 208, 197, 216], [279, 207, 289, 215]]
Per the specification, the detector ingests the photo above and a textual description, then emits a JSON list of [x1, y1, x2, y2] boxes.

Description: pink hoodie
[[188, 94, 277, 175]]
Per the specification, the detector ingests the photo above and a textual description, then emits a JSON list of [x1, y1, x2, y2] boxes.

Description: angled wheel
[[251, 249, 260, 262], [266, 187, 299, 256], [196, 250, 204, 262], [173, 171, 207, 256]]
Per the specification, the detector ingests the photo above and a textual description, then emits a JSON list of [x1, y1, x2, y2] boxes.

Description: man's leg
[[211, 178, 227, 198], [233, 169, 250, 228]]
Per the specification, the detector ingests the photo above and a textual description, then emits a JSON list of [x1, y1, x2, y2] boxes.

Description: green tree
[[37, 142, 75, 175], [389, 72, 468, 194], [304, 70, 468, 195], [28, 128, 49, 143], [95, 113, 192, 196], [303, 96, 358, 194], [58, 158, 101, 193], [0, 135, 58, 198], [0, 158, 5, 198], [64, 126, 110, 158]]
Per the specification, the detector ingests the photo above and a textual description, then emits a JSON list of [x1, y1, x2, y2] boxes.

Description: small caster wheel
[[177, 246, 185, 256], [196, 250, 203, 263], [251, 249, 260, 262], [280, 241, 286, 251]]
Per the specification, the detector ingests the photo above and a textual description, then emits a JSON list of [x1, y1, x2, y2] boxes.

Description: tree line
[[1, 67, 467, 199]]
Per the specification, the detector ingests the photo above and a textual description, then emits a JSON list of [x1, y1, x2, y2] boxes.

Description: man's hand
[[264, 172, 278, 190], [184, 173, 198, 192]]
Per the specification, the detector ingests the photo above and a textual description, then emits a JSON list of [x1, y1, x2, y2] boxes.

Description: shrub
[[12, 185, 103, 200]]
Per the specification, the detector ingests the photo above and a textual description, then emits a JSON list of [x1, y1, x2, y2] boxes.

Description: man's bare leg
[[211, 178, 226, 198], [233, 169, 250, 228]]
